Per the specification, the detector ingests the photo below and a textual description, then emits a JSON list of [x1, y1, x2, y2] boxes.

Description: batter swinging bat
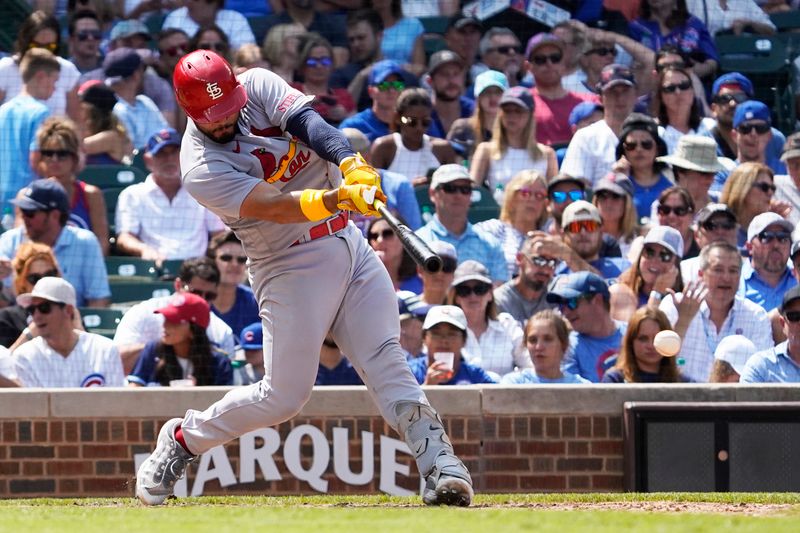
[[373, 199, 443, 273]]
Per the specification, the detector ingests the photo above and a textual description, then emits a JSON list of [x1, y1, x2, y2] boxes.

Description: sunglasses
[[218, 254, 247, 265], [559, 295, 591, 311], [712, 92, 748, 106], [305, 57, 333, 68], [531, 53, 562, 65], [783, 310, 800, 323], [183, 285, 217, 302], [490, 45, 521, 55], [657, 204, 691, 217], [26, 269, 59, 286], [752, 182, 776, 194], [25, 301, 65, 316], [454, 283, 491, 298], [368, 228, 394, 241], [526, 255, 557, 269], [76, 30, 102, 42], [661, 80, 692, 94], [28, 41, 58, 52], [595, 190, 623, 201], [564, 220, 599, 234], [757, 230, 790, 244], [441, 257, 457, 274], [643, 245, 674, 263], [551, 190, 584, 204], [702, 219, 736, 231], [737, 122, 770, 135], [439, 183, 472, 195], [376, 80, 405, 92], [517, 187, 546, 200], [587, 47, 616, 57], [623, 140, 655, 151], [40, 149, 75, 160], [160, 44, 187, 57], [199, 42, 227, 52], [400, 116, 432, 129], [21, 209, 43, 218]]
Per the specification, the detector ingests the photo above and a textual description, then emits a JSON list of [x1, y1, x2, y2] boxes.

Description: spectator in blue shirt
[[408, 305, 497, 385], [741, 213, 796, 312], [316, 333, 362, 386], [233, 322, 265, 386], [740, 286, 800, 383], [339, 60, 405, 142], [207, 230, 259, 343]]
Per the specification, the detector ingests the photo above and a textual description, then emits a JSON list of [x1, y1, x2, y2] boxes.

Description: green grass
[[0, 493, 798, 533]]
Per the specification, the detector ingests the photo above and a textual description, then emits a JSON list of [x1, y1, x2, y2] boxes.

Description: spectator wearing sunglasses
[[291, 37, 355, 127], [409, 240, 458, 307], [577, 22, 655, 97], [113, 257, 235, 374], [207, 231, 259, 343], [189, 24, 231, 63], [610, 225, 684, 322], [592, 174, 639, 260], [67, 11, 102, 75], [339, 60, 409, 142], [13, 277, 124, 388], [651, 66, 703, 155], [446, 261, 528, 379], [659, 242, 772, 382], [650, 186, 700, 259], [680, 203, 739, 284], [775, 133, 800, 228], [493, 234, 558, 327], [741, 286, 800, 383], [721, 162, 788, 249], [368, 217, 422, 294], [162, 0, 255, 52], [154, 29, 191, 83], [416, 165, 509, 285], [740, 213, 796, 313], [652, 45, 711, 116], [263, 0, 349, 66], [476, 28, 524, 88], [656, 135, 724, 217], [546, 271, 626, 382]]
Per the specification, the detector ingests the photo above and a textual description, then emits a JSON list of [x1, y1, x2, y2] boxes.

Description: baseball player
[[135, 51, 473, 507]]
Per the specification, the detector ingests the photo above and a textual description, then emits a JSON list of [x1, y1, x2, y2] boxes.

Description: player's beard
[[206, 128, 238, 144]]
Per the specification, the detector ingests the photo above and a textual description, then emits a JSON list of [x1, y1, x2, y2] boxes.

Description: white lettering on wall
[[283, 424, 330, 492], [379, 435, 415, 496], [239, 428, 282, 483], [332, 427, 373, 485], [191, 446, 238, 496]]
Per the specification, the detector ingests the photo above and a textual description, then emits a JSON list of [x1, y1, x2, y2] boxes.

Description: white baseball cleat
[[136, 418, 196, 505]]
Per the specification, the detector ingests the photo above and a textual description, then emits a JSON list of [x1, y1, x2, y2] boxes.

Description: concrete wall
[[0, 385, 798, 498]]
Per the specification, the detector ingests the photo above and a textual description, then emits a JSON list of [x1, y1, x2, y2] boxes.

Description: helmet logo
[[206, 82, 224, 100]]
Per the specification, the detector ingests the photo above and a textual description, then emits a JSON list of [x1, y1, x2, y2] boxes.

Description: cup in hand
[[169, 379, 194, 387]]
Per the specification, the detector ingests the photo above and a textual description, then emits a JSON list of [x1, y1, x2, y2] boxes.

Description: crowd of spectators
[[1, 0, 800, 388]]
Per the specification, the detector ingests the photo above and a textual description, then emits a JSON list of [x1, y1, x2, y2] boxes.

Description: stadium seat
[[159, 259, 184, 280], [419, 16, 450, 35], [248, 16, 271, 43], [79, 307, 123, 339], [0, 0, 31, 53], [130, 150, 147, 174], [79, 165, 146, 189], [109, 280, 173, 304], [105, 257, 159, 281], [770, 10, 800, 33], [103, 187, 124, 234]]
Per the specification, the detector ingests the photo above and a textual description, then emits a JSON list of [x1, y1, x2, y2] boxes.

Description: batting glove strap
[[299, 189, 334, 221], [340, 153, 382, 189]]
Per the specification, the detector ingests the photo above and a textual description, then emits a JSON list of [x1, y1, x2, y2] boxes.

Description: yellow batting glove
[[339, 153, 382, 189], [336, 184, 386, 217]]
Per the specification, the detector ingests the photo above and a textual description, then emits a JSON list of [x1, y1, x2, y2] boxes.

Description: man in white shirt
[[0, 345, 19, 387], [115, 128, 225, 263], [560, 64, 638, 187], [13, 277, 124, 388], [113, 257, 235, 374], [660, 242, 773, 382]]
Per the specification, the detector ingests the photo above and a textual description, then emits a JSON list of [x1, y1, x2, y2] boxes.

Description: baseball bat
[[374, 200, 443, 273]]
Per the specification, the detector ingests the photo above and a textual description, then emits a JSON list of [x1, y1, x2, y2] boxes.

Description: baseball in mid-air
[[653, 330, 681, 357]]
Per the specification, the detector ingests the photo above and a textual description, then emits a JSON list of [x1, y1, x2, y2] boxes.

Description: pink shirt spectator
[[532, 89, 598, 146]]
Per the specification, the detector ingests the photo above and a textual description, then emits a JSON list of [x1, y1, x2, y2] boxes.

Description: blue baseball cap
[[568, 101, 602, 127], [546, 272, 609, 303], [398, 296, 432, 321], [473, 69, 508, 98], [733, 100, 771, 129], [239, 322, 263, 351], [146, 128, 181, 155], [369, 60, 403, 85], [103, 47, 142, 85], [712, 72, 754, 98], [12, 179, 69, 213]]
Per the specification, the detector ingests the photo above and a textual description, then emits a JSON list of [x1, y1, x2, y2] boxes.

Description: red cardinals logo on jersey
[[251, 140, 311, 183]]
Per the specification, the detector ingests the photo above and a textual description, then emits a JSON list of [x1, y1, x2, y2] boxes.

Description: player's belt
[[292, 211, 349, 246]]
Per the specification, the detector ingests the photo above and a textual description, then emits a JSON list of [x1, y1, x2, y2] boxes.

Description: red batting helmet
[[173, 50, 248, 124]]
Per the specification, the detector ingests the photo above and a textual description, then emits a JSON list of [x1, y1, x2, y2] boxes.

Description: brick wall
[[0, 386, 797, 498]]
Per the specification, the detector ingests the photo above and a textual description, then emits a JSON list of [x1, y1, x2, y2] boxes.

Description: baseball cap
[[547, 173, 586, 194], [696, 203, 736, 226], [642, 225, 685, 259], [733, 100, 771, 129], [368, 59, 403, 85], [747, 212, 794, 242], [448, 16, 481, 32], [77, 80, 117, 113], [428, 240, 457, 261], [712, 72, 754, 98], [446, 120, 476, 156], [109, 19, 150, 42], [239, 322, 263, 350], [597, 64, 635, 92], [473, 69, 508, 98], [398, 296, 432, 321], [546, 271, 609, 303], [568, 101, 602, 127], [430, 163, 471, 189], [525, 32, 564, 59], [781, 132, 800, 162], [12, 179, 70, 213], [16, 277, 77, 308], [713, 335, 756, 375], [499, 86, 534, 111], [147, 128, 181, 155], [155, 292, 211, 329], [422, 304, 467, 331], [428, 50, 464, 75], [103, 47, 142, 85], [451, 260, 492, 287], [594, 172, 633, 197], [781, 285, 800, 313], [561, 200, 601, 227]]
